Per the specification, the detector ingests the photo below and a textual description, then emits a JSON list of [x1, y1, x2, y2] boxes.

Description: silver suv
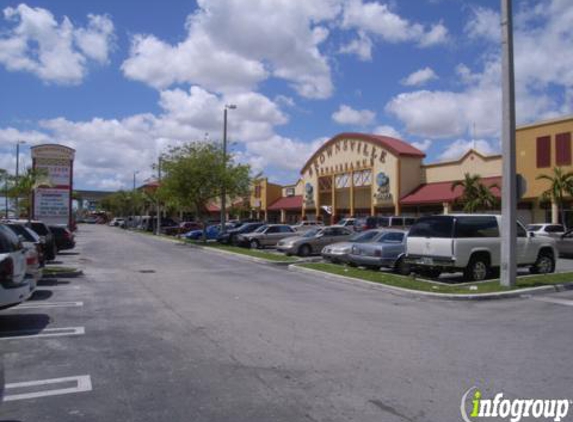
[[405, 214, 557, 281], [0, 224, 30, 310]]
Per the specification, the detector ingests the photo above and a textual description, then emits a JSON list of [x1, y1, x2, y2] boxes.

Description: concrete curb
[[288, 264, 573, 301], [186, 242, 303, 266], [42, 270, 84, 279]]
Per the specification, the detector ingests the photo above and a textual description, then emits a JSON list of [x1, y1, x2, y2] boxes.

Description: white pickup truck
[[405, 214, 557, 281]]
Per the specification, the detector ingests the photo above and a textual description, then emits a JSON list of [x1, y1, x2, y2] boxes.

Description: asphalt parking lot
[[2, 225, 573, 422]]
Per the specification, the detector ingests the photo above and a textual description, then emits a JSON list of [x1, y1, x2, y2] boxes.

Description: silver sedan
[[277, 226, 354, 257], [321, 229, 384, 263], [347, 230, 409, 274]]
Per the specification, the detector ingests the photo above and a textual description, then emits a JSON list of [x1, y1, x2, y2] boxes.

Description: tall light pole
[[220, 104, 237, 234], [132, 170, 139, 228], [500, 0, 517, 287], [155, 157, 162, 236], [14, 140, 26, 217]]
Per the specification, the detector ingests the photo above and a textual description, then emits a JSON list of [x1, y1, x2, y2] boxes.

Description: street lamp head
[[225, 104, 237, 110]]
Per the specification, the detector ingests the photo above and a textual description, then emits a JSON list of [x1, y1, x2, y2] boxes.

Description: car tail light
[[0, 257, 14, 285], [26, 255, 38, 266], [64, 230, 72, 239]]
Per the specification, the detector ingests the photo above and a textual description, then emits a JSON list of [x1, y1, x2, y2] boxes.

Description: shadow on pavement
[[27, 290, 53, 301], [58, 252, 79, 256], [0, 314, 51, 337], [37, 279, 70, 286]]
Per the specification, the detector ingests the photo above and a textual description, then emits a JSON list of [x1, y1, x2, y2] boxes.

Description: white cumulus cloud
[[332, 104, 376, 126], [373, 125, 401, 139], [0, 4, 114, 84], [438, 139, 497, 162], [401, 67, 438, 86]]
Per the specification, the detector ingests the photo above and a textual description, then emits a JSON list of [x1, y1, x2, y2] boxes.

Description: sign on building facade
[[31, 144, 75, 226]]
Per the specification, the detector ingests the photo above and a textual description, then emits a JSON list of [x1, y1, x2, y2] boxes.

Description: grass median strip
[[187, 241, 298, 262], [44, 266, 79, 274], [299, 263, 573, 294]]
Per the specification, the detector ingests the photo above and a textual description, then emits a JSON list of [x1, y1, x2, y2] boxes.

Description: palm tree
[[451, 173, 499, 213], [536, 167, 573, 228], [10, 167, 51, 221]]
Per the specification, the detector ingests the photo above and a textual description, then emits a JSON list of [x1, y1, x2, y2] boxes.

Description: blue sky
[[0, 0, 571, 190]]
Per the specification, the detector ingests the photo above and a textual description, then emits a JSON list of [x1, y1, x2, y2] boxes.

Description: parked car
[[3, 223, 44, 290], [217, 222, 265, 245], [337, 218, 357, 230], [238, 224, 296, 249], [354, 216, 417, 232], [0, 224, 30, 310], [291, 221, 324, 232], [109, 217, 125, 227], [49, 225, 76, 251], [347, 230, 409, 274], [552, 228, 573, 257], [405, 214, 557, 281], [321, 229, 383, 263], [182, 224, 233, 240], [163, 221, 202, 236], [22, 220, 57, 261], [277, 226, 354, 256], [526, 223, 565, 237]]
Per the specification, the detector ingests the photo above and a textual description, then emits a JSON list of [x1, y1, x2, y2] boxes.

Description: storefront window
[[353, 170, 372, 187], [335, 173, 350, 188]]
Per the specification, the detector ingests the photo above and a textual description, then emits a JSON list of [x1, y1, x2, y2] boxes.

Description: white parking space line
[[36, 285, 81, 291], [530, 296, 573, 307], [4, 375, 92, 402], [0, 327, 85, 340], [9, 301, 84, 310]]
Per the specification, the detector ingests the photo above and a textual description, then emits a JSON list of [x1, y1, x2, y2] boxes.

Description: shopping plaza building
[[250, 114, 573, 226]]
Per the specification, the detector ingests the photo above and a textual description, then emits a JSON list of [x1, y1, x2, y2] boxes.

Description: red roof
[[301, 132, 425, 174], [267, 195, 303, 211], [400, 176, 501, 205], [206, 203, 220, 212]]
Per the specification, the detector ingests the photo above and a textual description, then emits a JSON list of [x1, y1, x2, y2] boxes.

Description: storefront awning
[[268, 195, 303, 211], [400, 176, 501, 205]]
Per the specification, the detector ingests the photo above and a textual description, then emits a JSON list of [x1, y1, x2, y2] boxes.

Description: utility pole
[[155, 157, 162, 236], [132, 170, 139, 229], [500, 0, 517, 287], [220, 104, 236, 234]]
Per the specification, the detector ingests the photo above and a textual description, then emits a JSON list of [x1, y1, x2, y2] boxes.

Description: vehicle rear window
[[390, 217, 403, 227], [527, 225, 542, 231], [0, 225, 21, 252], [30, 222, 50, 236], [350, 230, 379, 242], [377, 217, 390, 227], [6, 224, 37, 242], [408, 216, 454, 238], [546, 225, 564, 232], [454, 216, 499, 238]]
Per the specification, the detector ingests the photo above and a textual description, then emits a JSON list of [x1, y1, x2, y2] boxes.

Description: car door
[[557, 230, 573, 256], [313, 228, 334, 252], [516, 222, 536, 264], [262, 226, 282, 246], [380, 232, 405, 261], [275, 226, 296, 244]]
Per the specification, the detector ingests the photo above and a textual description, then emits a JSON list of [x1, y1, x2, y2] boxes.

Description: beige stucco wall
[[423, 151, 501, 184], [299, 137, 403, 213], [399, 156, 424, 197], [516, 116, 573, 200]]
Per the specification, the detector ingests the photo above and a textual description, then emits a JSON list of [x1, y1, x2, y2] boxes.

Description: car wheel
[[394, 257, 411, 276], [530, 251, 555, 274], [464, 256, 490, 282], [298, 244, 311, 257], [250, 239, 260, 249]]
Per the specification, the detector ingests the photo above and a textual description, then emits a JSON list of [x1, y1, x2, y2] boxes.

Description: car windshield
[[303, 228, 321, 237], [349, 230, 379, 242], [254, 225, 268, 233], [527, 224, 542, 231]]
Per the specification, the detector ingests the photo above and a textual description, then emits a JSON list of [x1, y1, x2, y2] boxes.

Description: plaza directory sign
[[31, 144, 75, 226]]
